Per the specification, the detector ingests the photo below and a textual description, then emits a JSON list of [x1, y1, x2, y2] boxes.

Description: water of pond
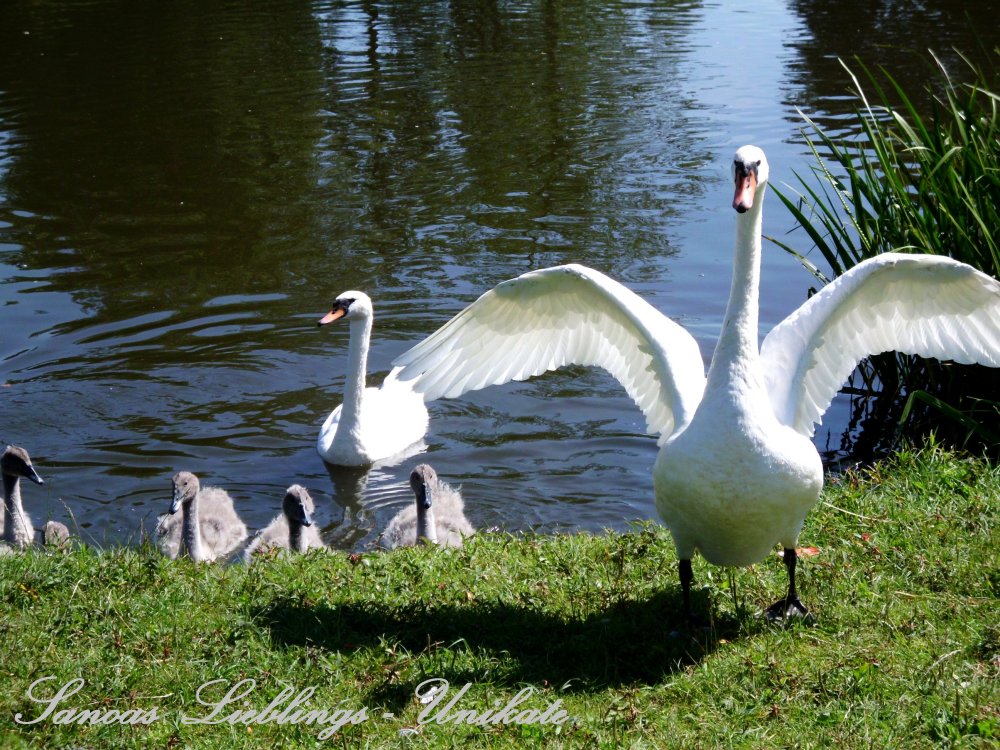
[[1, 0, 997, 549]]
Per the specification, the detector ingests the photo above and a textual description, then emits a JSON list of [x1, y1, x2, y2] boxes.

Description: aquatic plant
[[772, 50, 1000, 456]]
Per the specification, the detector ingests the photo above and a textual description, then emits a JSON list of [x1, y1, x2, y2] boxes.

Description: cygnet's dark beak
[[421, 485, 433, 510]]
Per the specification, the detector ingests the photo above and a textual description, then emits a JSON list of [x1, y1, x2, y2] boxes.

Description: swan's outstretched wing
[[762, 253, 1000, 436], [390, 264, 706, 441]]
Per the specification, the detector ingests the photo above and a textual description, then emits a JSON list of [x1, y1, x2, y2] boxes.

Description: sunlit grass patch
[[0, 443, 997, 748]]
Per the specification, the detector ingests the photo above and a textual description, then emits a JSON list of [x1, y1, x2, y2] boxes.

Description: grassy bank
[[1, 444, 997, 749]]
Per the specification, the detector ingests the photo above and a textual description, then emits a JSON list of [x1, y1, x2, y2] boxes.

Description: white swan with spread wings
[[391, 145, 1000, 619]]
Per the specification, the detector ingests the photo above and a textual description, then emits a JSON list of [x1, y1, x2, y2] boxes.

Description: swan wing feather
[[391, 264, 705, 440], [761, 253, 1000, 436]]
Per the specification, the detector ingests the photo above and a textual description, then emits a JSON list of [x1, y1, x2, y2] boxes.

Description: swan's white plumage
[[318, 378, 428, 465], [392, 145, 1000, 602], [318, 291, 429, 466], [763, 253, 1000, 435], [392, 265, 706, 442]]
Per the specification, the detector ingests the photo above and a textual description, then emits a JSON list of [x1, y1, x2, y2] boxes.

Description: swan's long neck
[[339, 314, 373, 434], [2, 474, 29, 545], [289, 521, 305, 553], [416, 502, 438, 545], [705, 186, 766, 397], [181, 495, 207, 561]]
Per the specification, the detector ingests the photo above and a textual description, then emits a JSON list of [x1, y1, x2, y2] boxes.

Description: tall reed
[[771, 51, 1000, 457]]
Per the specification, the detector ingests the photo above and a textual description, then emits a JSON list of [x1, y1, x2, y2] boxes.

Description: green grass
[[1, 443, 997, 748], [771, 51, 1000, 454]]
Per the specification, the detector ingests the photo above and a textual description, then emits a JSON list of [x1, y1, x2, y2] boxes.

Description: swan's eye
[[756, 160, 761, 167]]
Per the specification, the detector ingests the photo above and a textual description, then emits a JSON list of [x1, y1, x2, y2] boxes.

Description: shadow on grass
[[255, 587, 738, 703]]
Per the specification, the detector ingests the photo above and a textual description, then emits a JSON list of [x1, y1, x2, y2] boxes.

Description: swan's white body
[[1, 445, 44, 551], [241, 485, 325, 562], [381, 464, 474, 548], [317, 291, 429, 466], [392, 146, 1000, 611], [156, 471, 247, 562]]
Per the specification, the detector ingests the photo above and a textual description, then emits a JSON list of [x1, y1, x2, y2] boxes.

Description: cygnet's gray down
[[381, 464, 474, 548], [1, 445, 44, 551], [156, 471, 247, 562], [242, 484, 325, 562]]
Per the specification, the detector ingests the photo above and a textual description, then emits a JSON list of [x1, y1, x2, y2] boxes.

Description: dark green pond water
[[1, 0, 997, 547]]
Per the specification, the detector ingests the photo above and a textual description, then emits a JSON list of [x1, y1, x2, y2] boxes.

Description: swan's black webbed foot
[[763, 546, 813, 622], [764, 595, 810, 621]]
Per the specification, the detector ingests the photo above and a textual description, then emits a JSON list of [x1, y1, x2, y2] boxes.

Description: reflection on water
[[787, 0, 1000, 133], [1, 0, 997, 548]]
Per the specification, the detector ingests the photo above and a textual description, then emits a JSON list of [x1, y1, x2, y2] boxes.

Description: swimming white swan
[[316, 291, 429, 466], [156, 471, 247, 562], [1, 445, 44, 551], [391, 145, 1000, 618], [381, 464, 474, 548], [241, 484, 326, 562]]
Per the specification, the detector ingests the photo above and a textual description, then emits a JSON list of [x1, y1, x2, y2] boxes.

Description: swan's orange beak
[[317, 308, 346, 326], [733, 165, 757, 213]]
